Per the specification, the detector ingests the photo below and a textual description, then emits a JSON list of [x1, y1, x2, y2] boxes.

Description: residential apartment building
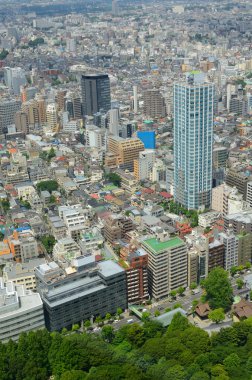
[[219, 230, 239, 271], [237, 233, 252, 266], [208, 239, 225, 272], [134, 150, 155, 181], [143, 89, 166, 119], [103, 214, 134, 244], [0, 278, 45, 342], [174, 73, 214, 210], [35, 257, 127, 331], [3, 258, 46, 291], [0, 99, 21, 134], [120, 246, 149, 304], [225, 170, 251, 200], [142, 233, 188, 300]]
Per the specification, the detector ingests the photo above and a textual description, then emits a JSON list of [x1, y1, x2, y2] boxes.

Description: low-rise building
[[0, 278, 45, 342]]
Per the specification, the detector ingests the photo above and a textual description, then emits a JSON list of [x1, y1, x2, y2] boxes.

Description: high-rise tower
[[174, 73, 215, 210], [81, 74, 111, 117]]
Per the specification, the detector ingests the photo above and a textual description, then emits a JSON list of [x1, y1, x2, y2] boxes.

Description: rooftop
[[142, 236, 184, 253]]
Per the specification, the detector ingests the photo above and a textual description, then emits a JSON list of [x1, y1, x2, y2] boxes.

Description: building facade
[[174, 74, 214, 209], [35, 257, 127, 331], [142, 234, 188, 300], [81, 74, 111, 116]]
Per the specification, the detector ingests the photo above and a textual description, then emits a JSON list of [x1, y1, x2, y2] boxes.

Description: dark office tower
[[81, 74, 111, 117]]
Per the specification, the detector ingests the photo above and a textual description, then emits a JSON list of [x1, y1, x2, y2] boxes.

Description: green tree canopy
[[37, 180, 59, 194], [209, 308, 225, 324], [204, 267, 233, 311]]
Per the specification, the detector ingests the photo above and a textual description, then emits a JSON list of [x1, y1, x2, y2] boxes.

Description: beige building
[[107, 136, 144, 170], [142, 233, 188, 300]]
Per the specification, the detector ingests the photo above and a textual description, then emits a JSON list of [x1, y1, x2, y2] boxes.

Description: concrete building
[[103, 214, 134, 244], [4, 67, 26, 94], [107, 136, 144, 171], [35, 257, 127, 331], [142, 233, 187, 300], [174, 73, 214, 210], [0, 278, 45, 342], [120, 246, 149, 304], [85, 125, 107, 149], [46, 103, 58, 132], [219, 230, 239, 271], [81, 74, 111, 116], [53, 237, 81, 263], [108, 108, 120, 136], [208, 239, 225, 272], [134, 150, 155, 181], [225, 170, 251, 200], [237, 232, 252, 266], [3, 258, 46, 291], [0, 99, 21, 134], [224, 211, 252, 234], [143, 89, 166, 119]]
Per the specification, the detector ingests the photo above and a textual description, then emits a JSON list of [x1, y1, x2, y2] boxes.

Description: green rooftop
[[190, 70, 201, 75], [143, 237, 184, 253]]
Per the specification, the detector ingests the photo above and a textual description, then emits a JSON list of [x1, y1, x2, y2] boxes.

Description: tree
[[101, 325, 115, 343], [141, 312, 151, 322], [0, 49, 9, 59], [177, 287, 185, 296], [1, 199, 10, 213], [0, 231, 4, 241], [105, 313, 111, 321], [236, 278, 244, 289], [72, 324, 79, 332], [49, 195, 56, 204], [95, 316, 103, 325], [230, 266, 238, 277], [84, 320, 91, 329], [204, 267, 233, 311], [169, 290, 177, 299], [117, 307, 123, 318], [223, 353, 241, 375], [37, 180, 59, 194], [47, 147, 56, 161], [246, 262, 251, 269], [209, 308, 225, 324], [105, 173, 121, 187], [40, 235, 56, 254], [154, 310, 161, 317], [60, 370, 87, 380], [190, 282, 197, 290]]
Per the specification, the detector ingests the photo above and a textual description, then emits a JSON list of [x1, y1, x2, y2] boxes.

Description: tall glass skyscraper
[[173, 73, 215, 210], [81, 74, 111, 117]]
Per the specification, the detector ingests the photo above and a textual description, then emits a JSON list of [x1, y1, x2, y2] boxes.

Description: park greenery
[[2, 314, 252, 379], [37, 180, 59, 194]]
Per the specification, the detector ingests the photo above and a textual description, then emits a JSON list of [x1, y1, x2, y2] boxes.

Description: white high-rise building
[[4, 67, 27, 95], [46, 103, 58, 131], [174, 72, 215, 210], [133, 85, 138, 113], [108, 108, 120, 135]]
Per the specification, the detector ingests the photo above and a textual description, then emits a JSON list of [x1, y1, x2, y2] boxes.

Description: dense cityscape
[[0, 0, 252, 379]]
